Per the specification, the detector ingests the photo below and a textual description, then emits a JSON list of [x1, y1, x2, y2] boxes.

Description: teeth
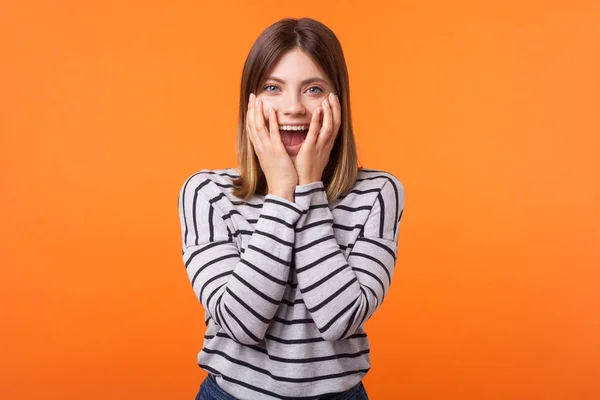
[[280, 125, 307, 131]]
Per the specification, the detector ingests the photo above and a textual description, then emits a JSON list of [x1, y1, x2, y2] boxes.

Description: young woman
[[178, 17, 405, 400]]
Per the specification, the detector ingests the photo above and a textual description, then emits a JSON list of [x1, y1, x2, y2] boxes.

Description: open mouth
[[280, 128, 308, 146]]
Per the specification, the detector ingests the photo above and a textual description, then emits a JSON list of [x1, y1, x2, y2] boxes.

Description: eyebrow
[[266, 76, 330, 86]]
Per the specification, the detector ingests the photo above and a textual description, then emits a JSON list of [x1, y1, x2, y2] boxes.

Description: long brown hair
[[232, 17, 360, 201]]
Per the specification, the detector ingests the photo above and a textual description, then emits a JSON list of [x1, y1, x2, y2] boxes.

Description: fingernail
[[323, 99, 329, 107], [329, 92, 335, 100], [334, 94, 339, 102], [256, 98, 260, 106], [249, 93, 255, 102]]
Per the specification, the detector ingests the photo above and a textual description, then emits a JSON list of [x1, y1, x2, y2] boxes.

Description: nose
[[281, 92, 306, 116]]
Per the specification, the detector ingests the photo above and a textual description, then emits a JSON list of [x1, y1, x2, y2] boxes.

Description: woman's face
[[256, 48, 334, 157]]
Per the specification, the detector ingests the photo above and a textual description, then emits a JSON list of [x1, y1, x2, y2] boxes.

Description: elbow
[[214, 320, 264, 345], [320, 332, 340, 342], [215, 299, 266, 345], [318, 299, 366, 342], [232, 335, 262, 346], [226, 323, 266, 346], [217, 324, 264, 345], [320, 324, 364, 342], [319, 325, 351, 342]]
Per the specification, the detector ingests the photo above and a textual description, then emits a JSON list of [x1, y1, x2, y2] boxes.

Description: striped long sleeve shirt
[[177, 167, 405, 400]]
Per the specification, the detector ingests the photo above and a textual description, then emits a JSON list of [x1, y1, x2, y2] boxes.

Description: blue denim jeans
[[195, 374, 369, 400]]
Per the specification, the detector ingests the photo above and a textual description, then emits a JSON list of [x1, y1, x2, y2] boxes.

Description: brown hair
[[232, 17, 361, 201]]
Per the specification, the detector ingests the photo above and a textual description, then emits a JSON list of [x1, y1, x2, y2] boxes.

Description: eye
[[263, 84, 279, 92], [307, 86, 323, 95]]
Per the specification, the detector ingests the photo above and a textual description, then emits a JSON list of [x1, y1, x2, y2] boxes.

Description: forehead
[[268, 48, 327, 81]]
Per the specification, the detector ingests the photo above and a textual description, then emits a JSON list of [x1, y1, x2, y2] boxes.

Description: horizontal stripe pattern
[[177, 167, 405, 399]]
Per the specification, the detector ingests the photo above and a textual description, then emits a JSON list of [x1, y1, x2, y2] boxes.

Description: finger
[[317, 96, 333, 148], [305, 106, 321, 147], [330, 93, 341, 138], [268, 107, 282, 144], [246, 93, 257, 144], [254, 97, 268, 142]]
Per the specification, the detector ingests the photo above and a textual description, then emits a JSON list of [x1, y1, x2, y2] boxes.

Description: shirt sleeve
[[178, 173, 303, 345], [292, 176, 405, 341]]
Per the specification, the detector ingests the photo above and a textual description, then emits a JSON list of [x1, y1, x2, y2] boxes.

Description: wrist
[[298, 177, 321, 186], [268, 189, 295, 202]]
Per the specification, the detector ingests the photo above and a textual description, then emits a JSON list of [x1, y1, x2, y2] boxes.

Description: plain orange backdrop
[[1, 0, 599, 399]]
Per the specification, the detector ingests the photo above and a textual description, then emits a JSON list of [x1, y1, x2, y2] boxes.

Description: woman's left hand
[[294, 92, 341, 185]]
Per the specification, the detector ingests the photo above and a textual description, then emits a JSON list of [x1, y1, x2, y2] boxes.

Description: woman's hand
[[246, 93, 298, 201], [294, 92, 341, 185]]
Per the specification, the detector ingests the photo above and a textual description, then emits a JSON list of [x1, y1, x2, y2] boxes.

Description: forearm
[[183, 192, 302, 345], [292, 180, 400, 341]]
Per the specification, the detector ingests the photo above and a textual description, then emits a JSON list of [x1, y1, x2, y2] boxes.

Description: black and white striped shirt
[[178, 167, 405, 399]]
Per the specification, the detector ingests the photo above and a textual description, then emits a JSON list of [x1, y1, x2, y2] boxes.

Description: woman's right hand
[[246, 93, 298, 201]]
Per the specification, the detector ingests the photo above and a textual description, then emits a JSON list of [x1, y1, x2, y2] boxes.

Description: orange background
[[1, 1, 599, 399]]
